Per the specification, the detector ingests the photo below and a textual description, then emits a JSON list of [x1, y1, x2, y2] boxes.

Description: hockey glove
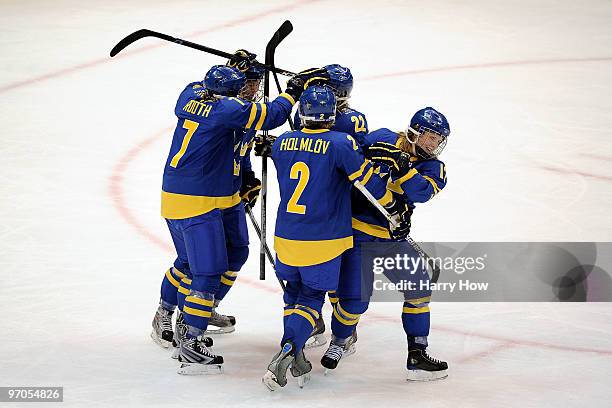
[[226, 49, 258, 73], [285, 68, 329, 101], [365, 142, 413, 178], [240, 170, 262, 207], [254, 134, 276, 158], [384, 198, 412, 240]]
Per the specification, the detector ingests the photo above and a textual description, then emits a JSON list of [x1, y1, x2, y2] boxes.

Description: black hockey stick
[[109, 28, 296, 77], [260, 20, 294, 282], [353, 182, 441, 283], [245, 204, 286, 291]]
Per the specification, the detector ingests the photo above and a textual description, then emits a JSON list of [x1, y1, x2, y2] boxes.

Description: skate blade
[[406, 368, 448, 382], [150, 331, 172, 349], [171, 347, 180, 360], [262, 371, 283, 391], [343, 343, 356, 358], [204, 325, 235, 335], [177, 362, 223, 375], [297, 373, 311, 388], [324, 368, 332, 376], [304, 333, 327, 349]]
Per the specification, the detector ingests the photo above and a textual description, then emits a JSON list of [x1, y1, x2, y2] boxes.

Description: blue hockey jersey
[[271, 128, 392, 266], [351, 128, 447, 239], [161, 82, 294, 219]]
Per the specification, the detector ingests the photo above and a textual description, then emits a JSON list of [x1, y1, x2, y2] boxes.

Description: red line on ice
[[540, 165, 612, 182]]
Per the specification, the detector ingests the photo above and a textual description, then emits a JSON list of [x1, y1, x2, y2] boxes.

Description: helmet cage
[[407, 125, 448, 159]]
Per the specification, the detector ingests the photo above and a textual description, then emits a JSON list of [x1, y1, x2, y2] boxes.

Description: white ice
[[1, 0, 611, 406]]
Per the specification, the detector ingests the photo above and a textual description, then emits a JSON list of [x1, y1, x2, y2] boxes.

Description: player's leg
[[322, 235, 371, 371], [151, 221, 189, 348], [174, 211, 227, 375], [263, 256, 340, 391], [402, 270, 448, 381], [208, 203, 249, 334]]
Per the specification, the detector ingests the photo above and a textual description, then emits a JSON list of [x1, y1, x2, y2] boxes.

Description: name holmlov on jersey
[[278, 136, 331, 155]]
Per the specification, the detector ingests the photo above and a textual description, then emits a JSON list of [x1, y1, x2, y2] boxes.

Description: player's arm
[[393, 160, 447, 203], [365, 141, 447, 203], [219, 94, 294, 132], [222, 68, 329, 132], [337, 135, 393, 207]]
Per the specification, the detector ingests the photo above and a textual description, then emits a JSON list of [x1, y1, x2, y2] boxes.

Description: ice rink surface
[[1, 0, 612, 406]]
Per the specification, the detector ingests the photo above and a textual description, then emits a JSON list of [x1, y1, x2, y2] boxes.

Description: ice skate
[[171, 311, 212, 359], [177, 335, 223, 375], [290, 349, 312, 388], [406, 349, 448, 381], [150, 305, 174, 348], [262, 342, 295, 391], [204, 301, 236, 335], [304, 314, 326, 349], [321, 330, 357, 374]]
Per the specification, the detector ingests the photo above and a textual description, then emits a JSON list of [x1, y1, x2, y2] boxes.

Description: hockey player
[[259, 85, 411, 390], [293, 64, 369, 348], [321, 107, 451, 381], [151, 51, 266, 350], [158, 64, 325, 374]]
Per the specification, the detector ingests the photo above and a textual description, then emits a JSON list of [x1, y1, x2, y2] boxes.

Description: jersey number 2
[[287, 162, 310, 214], [170, 119, 199, 168]]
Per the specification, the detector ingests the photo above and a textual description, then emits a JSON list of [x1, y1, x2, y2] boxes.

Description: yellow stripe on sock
[[183, 306, 212, 318], [220, 276, 235, 286], [405, 296, 431, 307], [165, 269, 180, 288], [172, 267, 186, 279], [402, 306, 430, 314], [185, 296, 214, 307], [292, 309, 316, 328], [336, 302, 361, 320], [333, 306, 360, 326], [178, 286, 190, 295]]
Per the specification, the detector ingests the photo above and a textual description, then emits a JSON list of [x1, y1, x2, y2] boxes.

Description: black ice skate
[[320, 330, 357, 374], [171, 311, 212, 359], [150, 305, 174, 348], [290, 349, 312, 388], [304, 314, 326, 349], [204, 300, 236, 335], [406, 349, 448, 381], [177, 335, 223, 375], [262, 342, 296, 391]]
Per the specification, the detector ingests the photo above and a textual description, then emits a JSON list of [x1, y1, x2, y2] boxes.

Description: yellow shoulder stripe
[[254, 103, 267, 130], [348, 159, 369, 181], [245, 103, 258, 129]]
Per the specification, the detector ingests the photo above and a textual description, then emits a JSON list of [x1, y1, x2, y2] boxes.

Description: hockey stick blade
[[265, 20, 293, 69], [109, 28, 296, 77]]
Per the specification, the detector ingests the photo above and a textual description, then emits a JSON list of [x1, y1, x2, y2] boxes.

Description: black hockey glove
[[240, 170, 262, 208], [226, 49, 258, 73], [365, 142, 413, 177], [285, 67, 329, 101], [254, 134, 276, 158], [384, 198, 412, 240]]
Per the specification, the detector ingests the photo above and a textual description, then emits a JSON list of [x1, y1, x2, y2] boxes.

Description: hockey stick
[[245, 204, 286, 292], [353, 181, 441, 283], [109, 28, 296, 77], [260, 20, 294, 282]]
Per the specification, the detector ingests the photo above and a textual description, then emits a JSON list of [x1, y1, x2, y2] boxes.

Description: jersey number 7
[[287, 162, 310, 214], [170, 119, 199, 168]]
